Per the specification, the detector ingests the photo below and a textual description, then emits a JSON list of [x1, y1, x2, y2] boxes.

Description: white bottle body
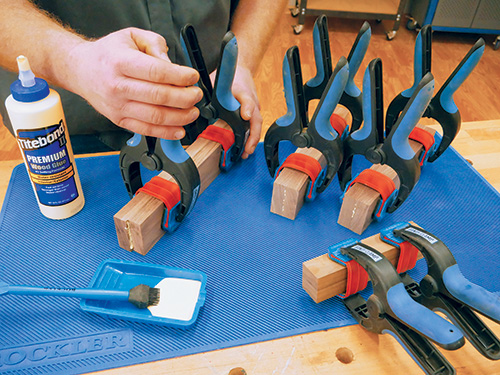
[[5, 89, 85, 219]]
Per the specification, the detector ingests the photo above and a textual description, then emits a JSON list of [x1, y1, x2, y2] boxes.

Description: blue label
[[0, 329, 133, 371], [17, 120, 79, 206]]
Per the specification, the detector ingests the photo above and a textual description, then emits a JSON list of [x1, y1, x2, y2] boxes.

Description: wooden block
[[302, 223, 423, 303], [337, 164, 400, 235], [114, 123, 228, 255], [270, 147, 326, 220], [270, 107, 352, 220], [337, 125, 436, 235]]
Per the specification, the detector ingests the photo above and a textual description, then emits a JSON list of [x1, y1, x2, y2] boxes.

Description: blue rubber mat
[[0, 143, 499, 374]]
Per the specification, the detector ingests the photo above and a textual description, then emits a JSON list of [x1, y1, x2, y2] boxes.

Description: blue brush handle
[[345, 22, 371, 98], [387, 74, 434, 160], [443, 264, 500, 324], [0, 282, 129, 302], [215, 35, 240, 113], [387, 283, 464, 349]]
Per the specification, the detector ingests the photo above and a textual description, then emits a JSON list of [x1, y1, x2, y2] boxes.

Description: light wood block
[[337, 125, 436, 235], [114, 123, 228, 255], [270, 147, 326, 220], [270, 107, 352, 220], [302, 223, 423, 303], [337, 163, 400, 235]]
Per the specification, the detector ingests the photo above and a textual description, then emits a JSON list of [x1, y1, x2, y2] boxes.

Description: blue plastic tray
[[0, 143, 499, 374], [80, 259, 206, 328]]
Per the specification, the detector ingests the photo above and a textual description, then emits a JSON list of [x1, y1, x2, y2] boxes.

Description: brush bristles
[[148, 287, 160, 306], [128, 284, 160, 309]]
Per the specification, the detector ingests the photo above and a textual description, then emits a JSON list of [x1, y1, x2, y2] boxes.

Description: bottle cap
[[10, 55, 50, 102]]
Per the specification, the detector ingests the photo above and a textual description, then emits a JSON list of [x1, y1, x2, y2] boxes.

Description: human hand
[[67, 28, 202, 139], [211, 65, 262, 159]]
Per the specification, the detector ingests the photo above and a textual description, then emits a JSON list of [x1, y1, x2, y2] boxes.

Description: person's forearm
[[0, 0, 85, 91], [230, 0, 287, 74]]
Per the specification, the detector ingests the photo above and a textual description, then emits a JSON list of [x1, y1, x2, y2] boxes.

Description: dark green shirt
[[1, 0, 234, 151]]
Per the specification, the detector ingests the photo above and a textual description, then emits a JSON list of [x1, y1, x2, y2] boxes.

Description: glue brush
[[0, 281, 160, 309]]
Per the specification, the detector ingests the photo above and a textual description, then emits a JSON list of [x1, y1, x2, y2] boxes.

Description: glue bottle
[[5, 55, 84, 219]]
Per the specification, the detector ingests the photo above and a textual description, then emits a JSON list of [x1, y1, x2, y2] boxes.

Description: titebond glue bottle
[[5, 55, 84, 219]]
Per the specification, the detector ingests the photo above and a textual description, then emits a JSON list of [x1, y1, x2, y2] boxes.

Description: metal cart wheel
[[406, 18, 418, 30], [494, 36, 500, 51], [293, 24, 304, 34], [290, 6, 300, 17], [386, 30, 397, 40]]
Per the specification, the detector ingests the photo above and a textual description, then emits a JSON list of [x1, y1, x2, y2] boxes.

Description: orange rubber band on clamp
[[395, 241, 419, 273], [346, 169, 397, 217], [329, 252, 370, 299], [275, 153, 323, 200], [136, 176, 181, 229], [380, 223, 420, 274], [198, 125, 235, 168], [330, 113, 348, 138], [409, 127, 435, 166]]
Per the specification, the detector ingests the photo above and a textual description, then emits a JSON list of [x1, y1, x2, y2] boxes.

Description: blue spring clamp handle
[[303, 15, 332, 105], [180, 24, 250, 171], [337, 57, 435, 214], [385, 25, 432, 134], [119, 134, 200, 232], [264, 45, 349, 195], [340, 240, 464, 375], [303, 16, 370, 133], [387, 222, 500, 360], [386, 26, 485, 162], [340, 21, 371, 133]]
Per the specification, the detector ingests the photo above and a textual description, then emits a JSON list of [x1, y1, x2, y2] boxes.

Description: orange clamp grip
[[347, 169, 396, 217], [330, 253, 370, 298], [276, 153, 323, 200], [395, 241, 419, 273], [198, 125, 235, 167], [136, 176, 181, 228], [409, 127, 435, 166], [330, 113, 348, 137]]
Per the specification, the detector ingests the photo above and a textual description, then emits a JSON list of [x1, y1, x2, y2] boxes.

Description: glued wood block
[[337, 125, 436, 235], [114, 123, 229, 255], [270, 107, 352, 220], [302, 222, 423, 303], [270, 147, 326, 220], [337, 164, 399, 235]]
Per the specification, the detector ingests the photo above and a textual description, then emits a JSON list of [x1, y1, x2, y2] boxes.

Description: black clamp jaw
[[386, 26, 485, 162], [385, 223, 500, 360], [119, 134, 200, 228], [119, 24, 251, 232], [340, 240, 465, 375], [180, 24, 250, 168], [263, 45, 349, 194], [338, 58, 435, 213], [263, 15, 372, 196]]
